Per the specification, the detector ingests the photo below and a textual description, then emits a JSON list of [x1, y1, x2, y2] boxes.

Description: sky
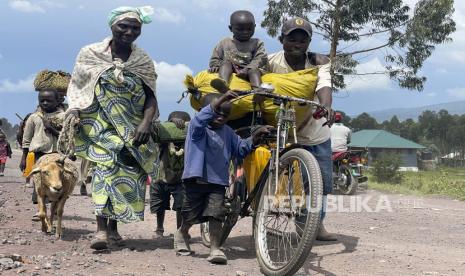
[[1, 0, 465, 125]]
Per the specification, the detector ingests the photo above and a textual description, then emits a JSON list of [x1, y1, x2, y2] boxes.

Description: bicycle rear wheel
[[200, 222, 211, 247], [254, 148, 323, 276]]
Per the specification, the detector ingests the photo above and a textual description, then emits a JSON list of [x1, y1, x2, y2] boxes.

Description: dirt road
[[1, 150, 464, 275]]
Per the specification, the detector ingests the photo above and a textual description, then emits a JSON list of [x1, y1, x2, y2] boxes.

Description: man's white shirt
[[330, 123, 351, 152]]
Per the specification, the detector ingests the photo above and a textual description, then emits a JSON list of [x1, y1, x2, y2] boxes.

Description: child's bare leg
[[218, 61, 234, 86], [207, 218, 227, 264], [176, 210, 182, 229], [248, 68, 262, 88], [174, 219, 192, 255], [0, 163, 5, 174], [154, 210, 165, 237]]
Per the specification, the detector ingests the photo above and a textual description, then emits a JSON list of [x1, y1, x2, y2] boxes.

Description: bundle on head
[[28, 153, 78, 238], [33, 70, 71, 93]]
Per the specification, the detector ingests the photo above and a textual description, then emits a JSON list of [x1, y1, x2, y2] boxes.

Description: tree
[[0, 118, 19, 142], [372, 153, 403, 183], [381, 115, 402, 135], [350, 112, 379, 131], [262, 0, 456, 91], [418, 110, 437, 141], [435, 109, 454, 154], [399, 118, 421, 142]]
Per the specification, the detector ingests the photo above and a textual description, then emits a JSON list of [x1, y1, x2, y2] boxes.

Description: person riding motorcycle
[[330, 112, 351, 152]]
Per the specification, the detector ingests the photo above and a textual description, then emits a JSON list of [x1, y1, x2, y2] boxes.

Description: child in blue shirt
[[174, 91, 272, 264]]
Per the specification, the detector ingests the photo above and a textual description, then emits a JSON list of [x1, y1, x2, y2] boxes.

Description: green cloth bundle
[[152, 122, 188, 143], [33, 70, 71, 93]]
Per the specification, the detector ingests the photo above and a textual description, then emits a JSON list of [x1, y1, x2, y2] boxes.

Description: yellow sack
[[185, 71, 253, 120], [23, 152, 35, 177], [274, 160, 305, 209], [243, 146, 271, 193], [184, 69, 319, 125], [243, 147, 305, 209]]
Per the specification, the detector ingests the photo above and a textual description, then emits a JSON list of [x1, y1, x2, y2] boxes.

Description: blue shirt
[[182, 104, 253, 186]]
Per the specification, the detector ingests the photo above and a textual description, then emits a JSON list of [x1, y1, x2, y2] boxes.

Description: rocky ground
[[1, 150, 464, 275]]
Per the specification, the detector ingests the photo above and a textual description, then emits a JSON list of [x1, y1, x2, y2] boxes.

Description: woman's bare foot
[[90, 231, 108, 250]]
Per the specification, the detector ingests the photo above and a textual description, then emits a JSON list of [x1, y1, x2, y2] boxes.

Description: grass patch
[[367, 167, 465, 201]]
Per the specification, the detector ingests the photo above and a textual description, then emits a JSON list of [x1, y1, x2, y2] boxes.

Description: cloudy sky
[[1, 0, 464, 124]]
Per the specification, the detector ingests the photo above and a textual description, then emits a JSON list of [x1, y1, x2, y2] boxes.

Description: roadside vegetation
[[368, 167, 465, 201]]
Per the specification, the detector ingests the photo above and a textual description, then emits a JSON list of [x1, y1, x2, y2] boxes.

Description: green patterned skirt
[[75, 69, 156, 223]]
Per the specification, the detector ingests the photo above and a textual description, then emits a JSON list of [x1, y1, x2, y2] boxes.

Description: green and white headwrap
[[108, 6, 154, 27]]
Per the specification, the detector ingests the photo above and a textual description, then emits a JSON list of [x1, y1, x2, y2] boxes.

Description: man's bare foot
[[316, 223, 337, 241]]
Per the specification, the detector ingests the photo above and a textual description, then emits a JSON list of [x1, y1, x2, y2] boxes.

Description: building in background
[[349, 130, 426, 171]]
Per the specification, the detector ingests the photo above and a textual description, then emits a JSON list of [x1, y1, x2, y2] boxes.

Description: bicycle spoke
[[256, 150, 321, 273], [282, 217, 289, 262]]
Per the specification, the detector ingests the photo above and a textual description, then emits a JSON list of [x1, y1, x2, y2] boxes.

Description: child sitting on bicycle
[[174, 91, 272, 264], [208, 10, 268, 88], [150, 111, 191, 238]]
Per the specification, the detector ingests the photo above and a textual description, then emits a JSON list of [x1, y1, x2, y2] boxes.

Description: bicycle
[[193, 80, 329, 276]]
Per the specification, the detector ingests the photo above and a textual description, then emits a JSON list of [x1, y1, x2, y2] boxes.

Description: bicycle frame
[[237, 90, 328, 217]]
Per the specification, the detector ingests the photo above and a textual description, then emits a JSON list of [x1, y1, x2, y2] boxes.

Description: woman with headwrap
[[67, 6, 158, 250]]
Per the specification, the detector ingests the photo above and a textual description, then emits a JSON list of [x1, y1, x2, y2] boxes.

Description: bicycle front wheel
[[254, 148, 323, 276]]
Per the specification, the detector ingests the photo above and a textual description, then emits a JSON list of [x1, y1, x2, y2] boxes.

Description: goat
[[28, 153, 78, 238]]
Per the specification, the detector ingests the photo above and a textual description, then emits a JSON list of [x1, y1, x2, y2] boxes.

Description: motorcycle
[[332, 149, 368, 195]]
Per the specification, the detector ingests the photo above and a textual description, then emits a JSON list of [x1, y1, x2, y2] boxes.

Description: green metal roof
[[349, 130, 425, 149]]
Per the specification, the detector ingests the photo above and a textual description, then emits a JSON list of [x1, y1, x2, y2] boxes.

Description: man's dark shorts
[[181, 180, 226, 225], [150, 181, 183, 213]]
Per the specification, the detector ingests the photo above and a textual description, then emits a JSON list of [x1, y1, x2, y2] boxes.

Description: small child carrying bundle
[[151, 121, 188, 183], [33, 70, 71, 93]]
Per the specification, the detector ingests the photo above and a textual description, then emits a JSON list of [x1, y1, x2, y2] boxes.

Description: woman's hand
[[133, 121, 151, 147]]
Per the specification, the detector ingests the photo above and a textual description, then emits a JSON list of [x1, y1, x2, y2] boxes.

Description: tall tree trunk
[[329, 0, 342, 88]]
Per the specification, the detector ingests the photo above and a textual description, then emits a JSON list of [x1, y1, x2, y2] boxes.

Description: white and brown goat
[[28, 153, 78, 238]]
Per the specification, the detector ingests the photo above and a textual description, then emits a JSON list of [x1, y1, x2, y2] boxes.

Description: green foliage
[[346, 110, 465, 158], [349, 112, 379, 131], [0, 118, 19, 143], [368, 167, 465, 201], [372, 153, 403, 183], [261, 0, 456, 91]]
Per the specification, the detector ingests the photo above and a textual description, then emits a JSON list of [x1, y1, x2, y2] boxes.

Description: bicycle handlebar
[[232, 88, 329, 120], [208, 79, 330, 122]]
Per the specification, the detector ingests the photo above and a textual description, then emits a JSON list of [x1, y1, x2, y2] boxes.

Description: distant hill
[[353, 100, 465, 122]]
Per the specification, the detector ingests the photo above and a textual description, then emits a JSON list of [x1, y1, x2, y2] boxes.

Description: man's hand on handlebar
[[313, 106, 335, 127]]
